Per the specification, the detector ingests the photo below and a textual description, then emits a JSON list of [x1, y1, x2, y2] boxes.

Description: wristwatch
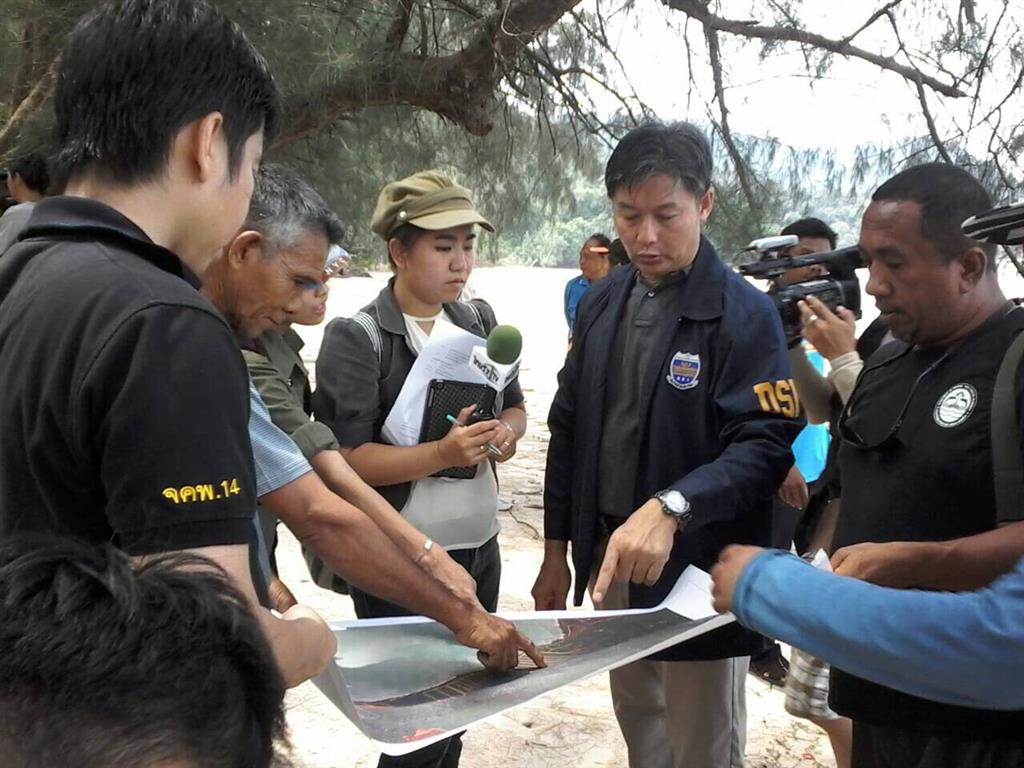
[[654, 489, 692, 530]]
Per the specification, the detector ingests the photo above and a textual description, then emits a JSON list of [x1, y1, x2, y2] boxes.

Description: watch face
[[662, 491, 686, 515]]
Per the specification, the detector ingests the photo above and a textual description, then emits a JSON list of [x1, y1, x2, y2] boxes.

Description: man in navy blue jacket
[[533, 122, 801, 768]]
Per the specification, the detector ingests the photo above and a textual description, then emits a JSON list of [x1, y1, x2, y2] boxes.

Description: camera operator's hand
[[799, 296, 856, 361], [777, 465, 809, 509]]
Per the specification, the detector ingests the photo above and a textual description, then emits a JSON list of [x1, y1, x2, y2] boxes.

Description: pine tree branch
[[967, 0, 1010, 128], [384, 0, 415, 51], [915, 80, 953, 163], [10, 22, 37, 110], [0, 56, 59, 162], [273, 0, 583, 148], [838, 0, 904, 48], [703, 24, 760, 214], [661, 0, 965, 98], [961, 0, 977, 26]]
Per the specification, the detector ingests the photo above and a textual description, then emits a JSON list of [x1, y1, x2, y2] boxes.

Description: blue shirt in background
[[564, 274, 590, 332], [248, 379, 311, 584], [792, 349, 829, 482]]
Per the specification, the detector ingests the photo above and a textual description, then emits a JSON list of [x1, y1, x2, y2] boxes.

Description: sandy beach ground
[[279, 265, 837, 768]]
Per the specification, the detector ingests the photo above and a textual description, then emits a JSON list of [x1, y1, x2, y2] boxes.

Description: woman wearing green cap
[[313, 170, 526, 768]]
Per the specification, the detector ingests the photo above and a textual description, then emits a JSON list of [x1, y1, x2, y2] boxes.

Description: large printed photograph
[[315, 567, 732, 755]]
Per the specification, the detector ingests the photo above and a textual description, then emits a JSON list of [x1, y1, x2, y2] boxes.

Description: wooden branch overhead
[[10, 22, 37, 109], [703, 24, 760, 213], [384, 0, 416, 51], [661, 0, 966, 98], [915, 80, 954, 163], [273, 0, 584, 149], [0, 56, 59, 162]]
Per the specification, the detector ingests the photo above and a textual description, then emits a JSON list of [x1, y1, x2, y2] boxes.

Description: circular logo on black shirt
[[933, 383, 977, 428]]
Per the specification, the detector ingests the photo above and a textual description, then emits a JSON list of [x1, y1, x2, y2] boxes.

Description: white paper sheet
[[808, 548, 833, 572], [381, 321, 483, 446], [313, 566, 734, 755]]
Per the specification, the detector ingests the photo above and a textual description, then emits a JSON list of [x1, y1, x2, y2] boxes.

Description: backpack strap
[[467, 300, 484, 329], [992, 327, 1024, 524], [464, 297, 498, 336], [351, 310, 383, 365]]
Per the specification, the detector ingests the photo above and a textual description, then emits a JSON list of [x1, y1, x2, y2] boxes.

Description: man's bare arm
[[789, 347, 834, 424], [308, 449, 478, 605], [833, 520, 1024, 590], [260, 472, 544, 670], [171, 544, 336, 688]]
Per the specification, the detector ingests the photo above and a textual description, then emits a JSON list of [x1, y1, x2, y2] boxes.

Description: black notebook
[[419, 379, 491, 479]]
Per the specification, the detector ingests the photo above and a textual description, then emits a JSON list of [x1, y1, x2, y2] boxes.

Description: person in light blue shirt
[[791, 349, 829, 481], [249, 380, 312, 499], [711, 545, 1024, 711], [564, 233, 611, 338], [248, 379, 313, 587]]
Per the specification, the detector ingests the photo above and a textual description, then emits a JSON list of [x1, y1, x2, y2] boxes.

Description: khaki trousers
[[596, 556, 748, 768]]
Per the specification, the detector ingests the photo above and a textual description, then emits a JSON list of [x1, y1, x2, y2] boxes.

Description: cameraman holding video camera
[[747, 220, 835, 688], [763, 218, 888, 428], [766, 219, 837, 542], [754, 218, 866, 768], [759, 220, 891, 557]]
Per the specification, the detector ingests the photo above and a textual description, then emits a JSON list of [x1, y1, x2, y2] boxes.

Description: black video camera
[[738, 235, 865, 343]]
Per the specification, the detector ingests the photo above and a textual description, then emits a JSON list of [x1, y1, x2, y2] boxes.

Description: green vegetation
[[2, 1, 1021, 266]]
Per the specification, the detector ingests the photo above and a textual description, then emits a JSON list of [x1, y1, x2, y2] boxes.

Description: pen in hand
[[445, 413, 503, 457]]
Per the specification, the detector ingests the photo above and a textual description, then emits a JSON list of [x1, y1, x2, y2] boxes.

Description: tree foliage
[[279, 106, 606, 265], [2, 1, 1023, 263], [0, 0, 615, 262], [656, 0, 1024, 206]]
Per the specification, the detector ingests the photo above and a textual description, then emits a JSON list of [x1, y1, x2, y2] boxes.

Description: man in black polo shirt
[[0, 0, 334, 686], [824, 163, 1024, 767]]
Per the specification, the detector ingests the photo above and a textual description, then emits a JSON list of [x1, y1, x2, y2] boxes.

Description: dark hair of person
[[246, 164, 345, 253], [608, 238, 630, 266], [386, 222, 429, 268], [605, 121, 713, 199], [8, 152, 49, 194], [586, 232, 612, 250], [872, 162, 997, 270], [0, 535, 290, 768], [780, 217, 837, 250], [55, 0, 278, 186], [389, 222, 428, 250]]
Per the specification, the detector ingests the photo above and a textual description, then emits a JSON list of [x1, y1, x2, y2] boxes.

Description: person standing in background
[[608, 237, 631, 269], [564, 232, 612, 340], [0, 152, 49, 255]]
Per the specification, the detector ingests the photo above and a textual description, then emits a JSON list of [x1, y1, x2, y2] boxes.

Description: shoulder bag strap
[[992, 327, 1024, 523]]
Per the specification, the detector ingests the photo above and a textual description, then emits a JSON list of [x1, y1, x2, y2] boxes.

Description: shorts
[[785, 647, 841, 721]]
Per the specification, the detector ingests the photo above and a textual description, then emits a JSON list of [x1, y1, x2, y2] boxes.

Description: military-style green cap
[[371, 170, 494, 241]]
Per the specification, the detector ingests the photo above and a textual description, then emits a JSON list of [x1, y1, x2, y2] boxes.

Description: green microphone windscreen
[[486, 325, 522, 365]]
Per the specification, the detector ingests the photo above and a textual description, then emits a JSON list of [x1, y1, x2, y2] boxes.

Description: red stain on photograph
[[405, 728, 446, 742]]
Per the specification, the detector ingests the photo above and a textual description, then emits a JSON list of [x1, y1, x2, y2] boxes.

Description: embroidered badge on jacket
[[667, 352, 701, 391], [933, 383, 977, 428]]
